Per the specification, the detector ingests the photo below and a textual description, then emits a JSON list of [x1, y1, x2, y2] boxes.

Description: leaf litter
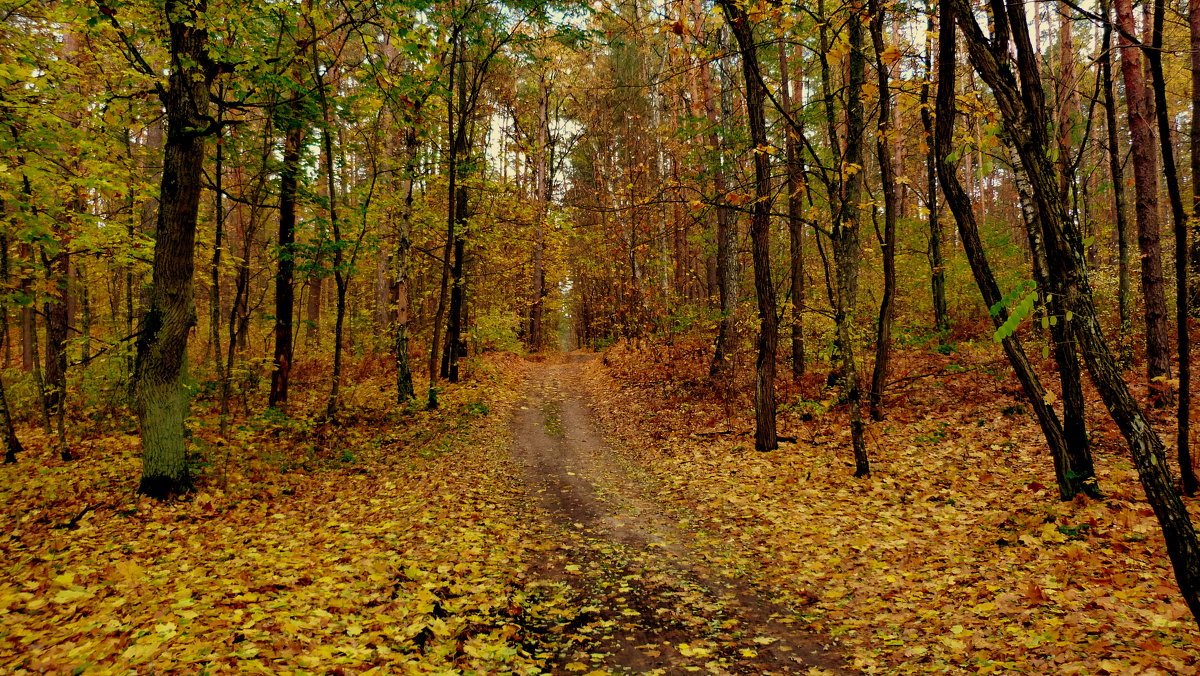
[[591, 340, 1200, 674]]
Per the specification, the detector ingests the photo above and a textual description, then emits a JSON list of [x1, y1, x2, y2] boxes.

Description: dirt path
[[511, 356, 849, 675]]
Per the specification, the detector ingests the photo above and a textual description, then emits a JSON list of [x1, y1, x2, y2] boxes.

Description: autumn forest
[[3, 0, 1200, 671]]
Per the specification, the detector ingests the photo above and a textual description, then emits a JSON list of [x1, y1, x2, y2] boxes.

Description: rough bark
[[1191, 0, 1200, 315], [779, 39, 805, 379], [395, 127, 418, 402], [1114, 0, 1172, 391], [922, 5, 949, 336], [935, 4, 1081, 502], [529, 74, 548, 352], [1146, 0, 1198, 494], [269, 100, 303, 409], [869, 0, 897, 421], [133, 0, 215, 498], [719, 0, 776, 452], [1100, 0, 1133, 358], [700, 26, 737, 378], [836, 0, 870, 475]]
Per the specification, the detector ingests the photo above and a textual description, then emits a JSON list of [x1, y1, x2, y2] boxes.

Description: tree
[[1113, 0, 1171, 395], [868, 0, 898, 421], [132, 0, 218, 497], [946, 0, 1200, 625], [718, 0, 777, 453]]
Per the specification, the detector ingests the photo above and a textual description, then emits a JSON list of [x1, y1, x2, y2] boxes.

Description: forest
[[3, 0, 1200, 671]]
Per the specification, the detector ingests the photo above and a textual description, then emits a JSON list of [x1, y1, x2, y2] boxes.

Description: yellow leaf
[[51, 588, 93, 604], [565, 662, 589, 672]]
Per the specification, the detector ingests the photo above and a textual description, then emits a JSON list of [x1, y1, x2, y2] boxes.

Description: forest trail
[[511, 355, 848, 675]]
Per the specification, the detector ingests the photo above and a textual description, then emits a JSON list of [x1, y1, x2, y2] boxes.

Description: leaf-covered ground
[[0, 355, 591, 674], [591, 340, 1200, 674], [5, 344, 1200, 674]]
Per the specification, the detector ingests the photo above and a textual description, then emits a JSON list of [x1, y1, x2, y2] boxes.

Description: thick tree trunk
[[1114, 0, 1172, 391], [947, 0, 1200, 625], [719, 0, 777, 452], [133, 0, 214, 498], [269, 102, 303, 409], [869, 0, 897, 421]]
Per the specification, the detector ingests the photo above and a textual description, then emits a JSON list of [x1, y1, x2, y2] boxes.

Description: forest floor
[[1, 343, 1200, 674], [510, 354, 845, 674]]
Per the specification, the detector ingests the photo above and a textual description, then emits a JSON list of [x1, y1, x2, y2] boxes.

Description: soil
[[511, 354, 851, 675]]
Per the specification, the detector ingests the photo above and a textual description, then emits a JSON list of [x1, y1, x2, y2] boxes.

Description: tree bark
[[395, 127, 418, 402], [700, 22, 737, 378], [269, 99, 303, 409], [1191, 0, 1200, 315], [869, 0, 897, 421], [1100, 0, 1133, 359], [133, 0, 215, 498], [1146, 0, 1198, 494], [836, 0, 870, 474], [922, 4, 949, 336], [529, 74, 549, 352], [719, 0, 777, 452], [1114, 0, 1172, 392], [779, 39, 805, 379]]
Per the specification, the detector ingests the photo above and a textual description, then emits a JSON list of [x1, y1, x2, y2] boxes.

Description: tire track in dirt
[[511, 355, 850, 675]]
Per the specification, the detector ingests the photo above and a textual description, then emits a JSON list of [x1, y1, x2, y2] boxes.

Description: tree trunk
[[700, 26, 737, 378], [428, 37, 462, 408], [269, 99, 303, 409], [869, 0, 897, 421], [42, 243, 69, 459], [1146, 0, 1199, 494], [779, 40, 805, 379], [1100, 0, 1133, 359], [921, 5, 949, 336], [0, 369, 21, 463], [1114, 0, 1172, 393], [133, 0, 214, 498], [530, 73, 549, 352], [210, 99, 225, 385], [719, 0, 777, 452], [935, 4, 1082, 501], [1010, 147, 1099, 496], [395, 127, 418, 402], [315, 61, 345, 420], [442, 200, 467, 382], [1191, 0, 1200, 315]]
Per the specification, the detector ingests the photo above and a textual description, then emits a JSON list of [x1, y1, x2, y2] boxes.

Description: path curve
[[511, 355, 850, 675]]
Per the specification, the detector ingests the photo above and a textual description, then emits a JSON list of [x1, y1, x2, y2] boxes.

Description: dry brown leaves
[[589, 339, 1200, 674]]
